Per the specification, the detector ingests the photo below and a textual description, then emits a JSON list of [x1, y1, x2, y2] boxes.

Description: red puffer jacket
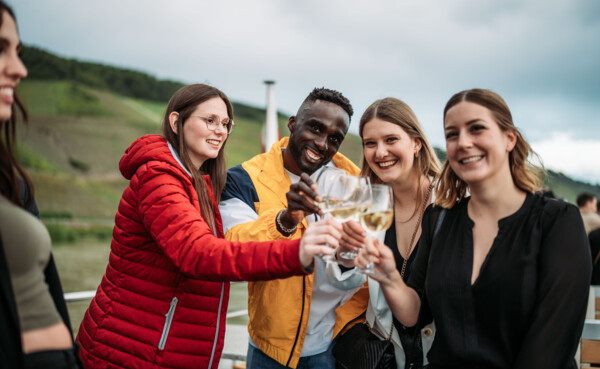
[[76, 135, 305, 369]]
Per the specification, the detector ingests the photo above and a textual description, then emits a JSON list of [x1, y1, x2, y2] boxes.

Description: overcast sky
[[12, 0, 600, 184]]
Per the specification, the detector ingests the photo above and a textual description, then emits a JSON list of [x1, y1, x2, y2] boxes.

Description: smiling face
[[169, 97, 229, 169], [0, 11, 27, 121], [362, 118, 421, 185], [444, 101, 516, 188], [285, 99, 349, 175]]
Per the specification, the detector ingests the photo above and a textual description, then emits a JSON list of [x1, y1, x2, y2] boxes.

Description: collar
[[167, 141, 192, 178]]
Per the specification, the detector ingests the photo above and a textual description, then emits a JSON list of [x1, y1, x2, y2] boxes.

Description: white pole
[[263, 80, 278, 153]]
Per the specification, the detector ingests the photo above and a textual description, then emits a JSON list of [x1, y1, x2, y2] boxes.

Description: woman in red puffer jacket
[[76, 84, 340, 369]]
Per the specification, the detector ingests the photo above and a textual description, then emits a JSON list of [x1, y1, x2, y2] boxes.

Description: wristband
[[276, 210, 298, 234]]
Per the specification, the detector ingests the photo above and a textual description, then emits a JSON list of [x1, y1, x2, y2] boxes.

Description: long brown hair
[[0, 3, 32, 208], [162, 84, 233, 233], [359, 97, 441, 213], [435, 89, 543, 208]]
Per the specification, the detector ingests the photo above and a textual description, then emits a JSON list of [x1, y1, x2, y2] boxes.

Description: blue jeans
[[246, 342, 336, 369]]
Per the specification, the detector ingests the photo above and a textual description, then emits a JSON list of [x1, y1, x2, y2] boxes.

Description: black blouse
[[385, 220, 427, 367], [408, 193, 591, 369]]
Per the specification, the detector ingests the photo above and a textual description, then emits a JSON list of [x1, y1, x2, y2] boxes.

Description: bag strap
[[594, 249, 600, 266]]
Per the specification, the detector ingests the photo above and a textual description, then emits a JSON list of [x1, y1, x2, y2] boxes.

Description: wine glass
[[358, 184, 394, 276], [337, 179, 372, 260], [314, 167, 369, 261]]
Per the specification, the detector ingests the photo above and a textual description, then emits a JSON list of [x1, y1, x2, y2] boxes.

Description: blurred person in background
[[577, 192, 600, 234]]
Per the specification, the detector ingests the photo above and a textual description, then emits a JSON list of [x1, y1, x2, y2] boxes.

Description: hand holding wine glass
[[277, 173, 322, 236], [299, 218, 343, 269], [336, 220, 367, 267], [355, 236, 399, 283]]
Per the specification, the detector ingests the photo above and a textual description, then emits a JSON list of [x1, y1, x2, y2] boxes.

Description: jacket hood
[[120, 135, 181, 180]]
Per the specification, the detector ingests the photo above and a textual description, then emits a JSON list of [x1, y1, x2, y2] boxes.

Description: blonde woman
[[329, 97, 440, 369], [357, 89, 591, 369]]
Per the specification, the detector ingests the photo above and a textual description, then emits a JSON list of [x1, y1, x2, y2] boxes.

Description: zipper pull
[[167, 296, 178, 315]]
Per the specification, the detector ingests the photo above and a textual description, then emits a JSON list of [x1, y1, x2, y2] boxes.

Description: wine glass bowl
[[314, 167, 372, 261], [359, 184, 394, 275]]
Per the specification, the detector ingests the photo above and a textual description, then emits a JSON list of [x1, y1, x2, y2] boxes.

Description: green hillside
[[13, 46, 600, 225]]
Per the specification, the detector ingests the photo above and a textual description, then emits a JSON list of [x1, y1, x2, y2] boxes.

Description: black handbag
[[332, 323, 395, 369]]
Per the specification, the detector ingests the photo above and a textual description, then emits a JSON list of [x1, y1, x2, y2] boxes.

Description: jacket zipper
[[286, 275, 306, 367], [335, 311, 366, 339], [207, 221, 224, 369], [207, 282, 225, 369], [158, 296, 178, 350]]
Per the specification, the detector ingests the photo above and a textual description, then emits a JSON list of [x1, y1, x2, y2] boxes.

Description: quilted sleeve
[[135, 162, 305, 282]]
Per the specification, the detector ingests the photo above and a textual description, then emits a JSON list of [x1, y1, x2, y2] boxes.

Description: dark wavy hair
[[0, 2, 32, 208], [162, 84, 233, 233]]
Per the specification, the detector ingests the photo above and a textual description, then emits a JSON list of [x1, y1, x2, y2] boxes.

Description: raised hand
[[299, 219, 343, 269], [278, 173, 322, 234], [336, 220, 366, 267]]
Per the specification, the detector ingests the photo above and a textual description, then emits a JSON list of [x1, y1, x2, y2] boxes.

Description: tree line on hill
[[22, 45, 184, 103], [21, 45, 276, 122]]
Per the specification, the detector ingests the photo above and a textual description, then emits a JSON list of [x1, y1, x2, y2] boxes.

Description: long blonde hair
[[162, 84, 232, 233], [359, 97, 441, 212], [435, 89, 544, 208]]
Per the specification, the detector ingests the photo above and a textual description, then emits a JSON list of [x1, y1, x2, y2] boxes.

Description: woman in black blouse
[[356, 88, 592, 369]]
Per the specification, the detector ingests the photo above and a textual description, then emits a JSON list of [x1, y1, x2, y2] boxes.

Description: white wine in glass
[[360, 184, 394, 276], [314, 167, 369, 261], [359, 209, 393, 233]]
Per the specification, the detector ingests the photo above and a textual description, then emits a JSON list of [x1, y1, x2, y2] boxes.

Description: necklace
[[399, 183, 433, 278]]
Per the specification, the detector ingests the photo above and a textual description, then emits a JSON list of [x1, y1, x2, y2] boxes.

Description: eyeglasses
[[192, 115, 235, 134]]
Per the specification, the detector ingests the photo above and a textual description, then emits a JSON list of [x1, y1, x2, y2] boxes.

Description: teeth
[[306, 148, 321, 161], [378, 160, 397, 168], [0, 87, 13, 97], [461, 156, 483, 164], [206, 139, 220, 145]]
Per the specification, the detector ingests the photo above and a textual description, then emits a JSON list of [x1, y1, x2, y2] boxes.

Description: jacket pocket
[[158, 296, 178, 350]]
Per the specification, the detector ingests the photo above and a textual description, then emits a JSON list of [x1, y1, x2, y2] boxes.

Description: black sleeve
[[590, 228, 600, 284], [513, 202, 592, 369], [0, 237, 23, 368]]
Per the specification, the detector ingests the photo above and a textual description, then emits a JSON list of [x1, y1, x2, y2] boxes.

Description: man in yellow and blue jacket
[[220, 88, 369, 368]]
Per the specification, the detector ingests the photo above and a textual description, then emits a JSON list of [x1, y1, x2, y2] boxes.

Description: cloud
[[532, 132, 600, 184], [11, 0, 600, 183]]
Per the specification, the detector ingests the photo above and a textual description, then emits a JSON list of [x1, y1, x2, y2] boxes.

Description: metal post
[[263, 80, 278, 153]]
